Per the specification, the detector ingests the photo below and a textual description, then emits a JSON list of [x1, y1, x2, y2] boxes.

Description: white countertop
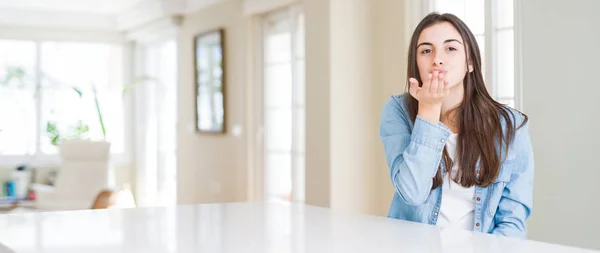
[[0, 202, 596, 253]]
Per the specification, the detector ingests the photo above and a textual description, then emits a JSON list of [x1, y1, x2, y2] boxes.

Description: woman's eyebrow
[[417, 39, 463, 48], [444, 39, 463, 44], [416, 42, 433, 48]]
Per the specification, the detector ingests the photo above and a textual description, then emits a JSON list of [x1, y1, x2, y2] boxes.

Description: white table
[[0, 202, 596, 253]]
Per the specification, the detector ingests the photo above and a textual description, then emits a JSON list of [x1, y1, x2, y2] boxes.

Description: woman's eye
[[448, 47, 457, 51], [421, 49, 432, 54]]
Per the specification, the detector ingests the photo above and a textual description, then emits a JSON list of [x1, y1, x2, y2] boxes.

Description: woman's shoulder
[[384, 93, 410, 109], [499, 105, 529, 131], [382, 93, 411, 118]]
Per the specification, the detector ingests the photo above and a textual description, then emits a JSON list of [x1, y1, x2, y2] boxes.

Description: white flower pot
[[58, 140, 111, 160]]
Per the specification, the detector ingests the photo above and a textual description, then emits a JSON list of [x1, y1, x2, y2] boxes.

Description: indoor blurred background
[[0, 0, 598, 251]]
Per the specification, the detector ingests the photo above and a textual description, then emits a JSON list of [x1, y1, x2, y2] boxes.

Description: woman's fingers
[[422, 73, 432, 91], [408, 77, 420, 98], [429, 71, 439, 94], [437, 73, 445, 94], [443, 79, 450, 96], [410, 72, 449, 104]]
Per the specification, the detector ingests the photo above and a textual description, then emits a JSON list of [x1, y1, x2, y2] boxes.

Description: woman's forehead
[[418, 22, 464, 44]]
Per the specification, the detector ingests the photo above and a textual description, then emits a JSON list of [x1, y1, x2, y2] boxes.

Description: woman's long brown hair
[[406, 12, 528, 188]]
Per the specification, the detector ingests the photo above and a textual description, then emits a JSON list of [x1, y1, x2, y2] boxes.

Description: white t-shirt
[[436, 133, 476, 231]]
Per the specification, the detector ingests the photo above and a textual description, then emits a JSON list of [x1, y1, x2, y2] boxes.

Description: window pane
[[264, 8, 305, 204], [463, 0, 485, 34], [266, 108, 291, 152], [265, 64, 292, 107], [294, 13, 305, 59], [475, 34, 485, 63], [39, 42, 124, 154], [474, 35, 486, 82], [294, 107, 304, 153], [496, 0, 514, 28], [434, 0, 466, 20], [433, 0, 491, 86], [141, 40, 178, 207], [156, 41, 178, 150], [499, 98, 515, 109], [496, 29, 514, 99], [266, 152, 292, 201], [433, 0, 484, 43], [0, 40, 37, 155], [265, 20, 291, 64], [293, 60, 305, 106]]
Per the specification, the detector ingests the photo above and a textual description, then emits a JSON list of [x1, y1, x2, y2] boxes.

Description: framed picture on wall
[[194, 28, 226, 134]]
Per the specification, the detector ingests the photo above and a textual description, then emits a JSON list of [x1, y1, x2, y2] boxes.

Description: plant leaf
[[51, 136, 59, 146], [91, 83, 106, 139]]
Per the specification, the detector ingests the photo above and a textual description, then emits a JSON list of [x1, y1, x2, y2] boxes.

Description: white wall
[[519, 0, 600, 250], [329, 0, 379, 214], [304, 0, 332, 209], [304, 0, 408, 216], [177, 0, 248, 204], [372, 0, 411, 217]]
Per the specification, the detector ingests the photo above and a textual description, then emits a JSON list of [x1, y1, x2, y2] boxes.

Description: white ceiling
[[0, 0, 226, 32], [0, 0, 146, 14]]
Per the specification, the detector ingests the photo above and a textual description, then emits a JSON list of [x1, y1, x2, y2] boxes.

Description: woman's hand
[[408, 71, 449, 124]]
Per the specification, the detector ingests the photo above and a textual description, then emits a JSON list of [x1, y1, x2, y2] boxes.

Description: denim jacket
[[379, 94, 534, 238]]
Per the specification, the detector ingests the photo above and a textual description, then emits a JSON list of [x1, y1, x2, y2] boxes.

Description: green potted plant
[[45, 83, 107, 144], [0, 65, 111, 158], [47, 83, 112, 161], [1, 65, 153, 157]]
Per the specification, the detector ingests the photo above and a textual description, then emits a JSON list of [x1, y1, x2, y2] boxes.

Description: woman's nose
[[433, 52, 444, 66]]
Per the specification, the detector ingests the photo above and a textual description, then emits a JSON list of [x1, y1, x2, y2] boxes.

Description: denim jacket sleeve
[[379, 96, 451, 205], [491, 121, 534, 238]]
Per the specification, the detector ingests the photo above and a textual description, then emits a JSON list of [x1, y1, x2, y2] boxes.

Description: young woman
[[379, 12, 534, 238]]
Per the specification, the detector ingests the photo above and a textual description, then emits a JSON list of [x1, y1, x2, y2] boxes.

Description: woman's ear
[[468, 65, 474, 73]]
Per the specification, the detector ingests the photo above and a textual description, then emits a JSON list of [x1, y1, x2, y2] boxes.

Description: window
[[0, 40, 37, 156], [428, 0, 517, 108], [133, 39, 178, 207], [0, 40, 124, 162], [262, 6, 305, 203]]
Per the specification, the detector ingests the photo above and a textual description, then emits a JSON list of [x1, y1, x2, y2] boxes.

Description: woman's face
[[415, 21, 471, 89]]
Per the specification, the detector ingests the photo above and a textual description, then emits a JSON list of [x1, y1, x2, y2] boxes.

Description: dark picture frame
[[194, 28, 226, 134]]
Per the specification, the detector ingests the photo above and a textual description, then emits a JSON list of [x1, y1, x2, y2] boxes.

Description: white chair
[[32, 140, 113, 211]]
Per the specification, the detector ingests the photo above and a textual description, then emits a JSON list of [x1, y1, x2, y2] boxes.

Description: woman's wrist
[[417, 103, 442, 124]]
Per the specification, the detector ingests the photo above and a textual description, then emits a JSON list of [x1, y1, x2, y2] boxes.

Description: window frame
[[0, 33, 129, 168], [252, 4, 305, 203]]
